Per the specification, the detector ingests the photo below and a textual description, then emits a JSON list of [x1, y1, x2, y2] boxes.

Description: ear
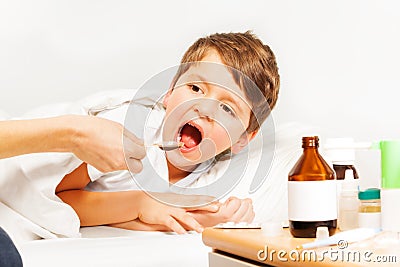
[[231, 130, 258, 154], [163, 89, 173, 108]]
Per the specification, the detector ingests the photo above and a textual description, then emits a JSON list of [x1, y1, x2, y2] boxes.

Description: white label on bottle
[[288, 180, 337, 221]]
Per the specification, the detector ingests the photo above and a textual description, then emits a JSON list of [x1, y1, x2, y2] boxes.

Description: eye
[[220, 103, 235, 117], [189, 84, 204, 94]]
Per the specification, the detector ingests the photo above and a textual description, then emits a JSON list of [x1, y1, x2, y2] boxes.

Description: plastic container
[[338, 170, 359, 231], [376, 140, 400, 232], [358, 188, 381, 229], [324, 138, 360, 231]]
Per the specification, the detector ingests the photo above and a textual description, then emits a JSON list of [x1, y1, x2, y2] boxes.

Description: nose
[[193, 99, 218, 121]]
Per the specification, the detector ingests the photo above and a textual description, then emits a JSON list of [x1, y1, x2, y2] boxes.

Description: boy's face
[[162, 50, 256, 169]]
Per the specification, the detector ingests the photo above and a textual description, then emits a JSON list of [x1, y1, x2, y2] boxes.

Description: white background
[[1, 0, 399, 188]]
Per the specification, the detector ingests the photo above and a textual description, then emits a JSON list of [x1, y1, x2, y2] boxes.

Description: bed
[[0, 95, 315, 266], [0, 200, 209, 267]]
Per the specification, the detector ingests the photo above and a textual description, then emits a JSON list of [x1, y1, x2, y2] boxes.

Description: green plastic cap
[[358, 188, 381, 200]]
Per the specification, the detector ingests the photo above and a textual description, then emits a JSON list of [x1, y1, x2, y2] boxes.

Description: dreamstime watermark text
[[257, 240, 398, 264]]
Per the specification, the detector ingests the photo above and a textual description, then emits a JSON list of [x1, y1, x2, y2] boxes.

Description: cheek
[[165, 96, 185, 117], [165, 90, 191, 114], [212, 125, 236, 150]]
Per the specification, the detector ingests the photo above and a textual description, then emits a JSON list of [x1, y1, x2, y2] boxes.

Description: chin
[[167, 147, 214, 167]]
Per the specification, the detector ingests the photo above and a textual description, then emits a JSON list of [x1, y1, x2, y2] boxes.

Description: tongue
[[180, 124, 201, 148]]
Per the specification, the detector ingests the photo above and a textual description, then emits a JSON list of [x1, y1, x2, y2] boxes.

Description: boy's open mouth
[[177, 122, 203, 150]]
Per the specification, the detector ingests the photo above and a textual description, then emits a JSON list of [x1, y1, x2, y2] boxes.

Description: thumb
[[186, 202, 221, 213]]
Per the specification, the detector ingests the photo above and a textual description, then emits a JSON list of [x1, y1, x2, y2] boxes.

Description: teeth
[[176, 121, 202, 149]]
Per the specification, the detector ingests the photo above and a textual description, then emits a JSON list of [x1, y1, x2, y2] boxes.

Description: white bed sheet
[[19, 226, 210, 267]]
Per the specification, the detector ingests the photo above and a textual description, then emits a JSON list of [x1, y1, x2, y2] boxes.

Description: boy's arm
[[56, 163, 142, 225], [109, 219, 170, 232], [56, 164, 204, 233]]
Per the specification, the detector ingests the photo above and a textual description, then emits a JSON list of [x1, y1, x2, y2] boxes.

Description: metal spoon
[[148, 141, 184, 151]]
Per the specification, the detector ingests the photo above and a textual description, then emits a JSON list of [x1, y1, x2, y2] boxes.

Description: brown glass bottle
[[288, 136, 337, 238]]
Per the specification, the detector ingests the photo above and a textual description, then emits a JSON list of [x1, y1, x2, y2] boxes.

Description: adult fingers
[[126, 158, 143, 173], [123, 129, 144, 146], [123, 141, 146, 160], [123, 131, 146, 160]]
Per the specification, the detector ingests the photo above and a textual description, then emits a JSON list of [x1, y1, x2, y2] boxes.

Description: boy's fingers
[[239, 203, 255, 223], [186, 203, 220, 213], [173, 211, 204, 233], [164, 216, 187, 235], [224, 197, 241, 212], [230, 199, 254, 223], [230, 200, 251, 222]]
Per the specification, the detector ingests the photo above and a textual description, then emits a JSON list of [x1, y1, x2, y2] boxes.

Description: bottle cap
[[261, 221, 283, 237], [324, 138, 355, 165], [358, 188, 381, 200], [344, 169, 354, 180], [316, 226, 329, 241]]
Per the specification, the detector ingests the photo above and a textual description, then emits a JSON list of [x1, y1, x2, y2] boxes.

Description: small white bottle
[[324, 137, 360, 230], [358, 188, 381, 229], [338, 170, 359, 231]]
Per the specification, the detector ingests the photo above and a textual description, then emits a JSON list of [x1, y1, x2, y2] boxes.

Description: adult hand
[[0, 115, 144, 173], [69, 115, 146, 173]]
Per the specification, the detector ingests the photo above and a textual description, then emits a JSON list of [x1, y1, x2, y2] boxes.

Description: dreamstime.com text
[[257, 243, 398, 264]]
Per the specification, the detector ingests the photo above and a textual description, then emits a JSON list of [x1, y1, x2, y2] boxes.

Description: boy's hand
[[136, 192, 204, 234], [187, 197, 255, 227], [185, 202, 221, 213], [222, 197, 255, 223]]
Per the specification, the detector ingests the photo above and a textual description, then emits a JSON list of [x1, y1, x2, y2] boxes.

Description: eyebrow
[[185, 73, 208, 83]]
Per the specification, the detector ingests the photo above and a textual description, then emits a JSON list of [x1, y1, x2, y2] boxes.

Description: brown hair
[[172, 31, 280, 133]]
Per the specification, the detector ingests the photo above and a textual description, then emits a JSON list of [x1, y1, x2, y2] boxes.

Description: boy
[[56, 31, 280, 234]]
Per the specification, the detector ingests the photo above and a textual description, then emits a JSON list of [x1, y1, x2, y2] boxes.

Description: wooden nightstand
[[202, 227, 396, 267]]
